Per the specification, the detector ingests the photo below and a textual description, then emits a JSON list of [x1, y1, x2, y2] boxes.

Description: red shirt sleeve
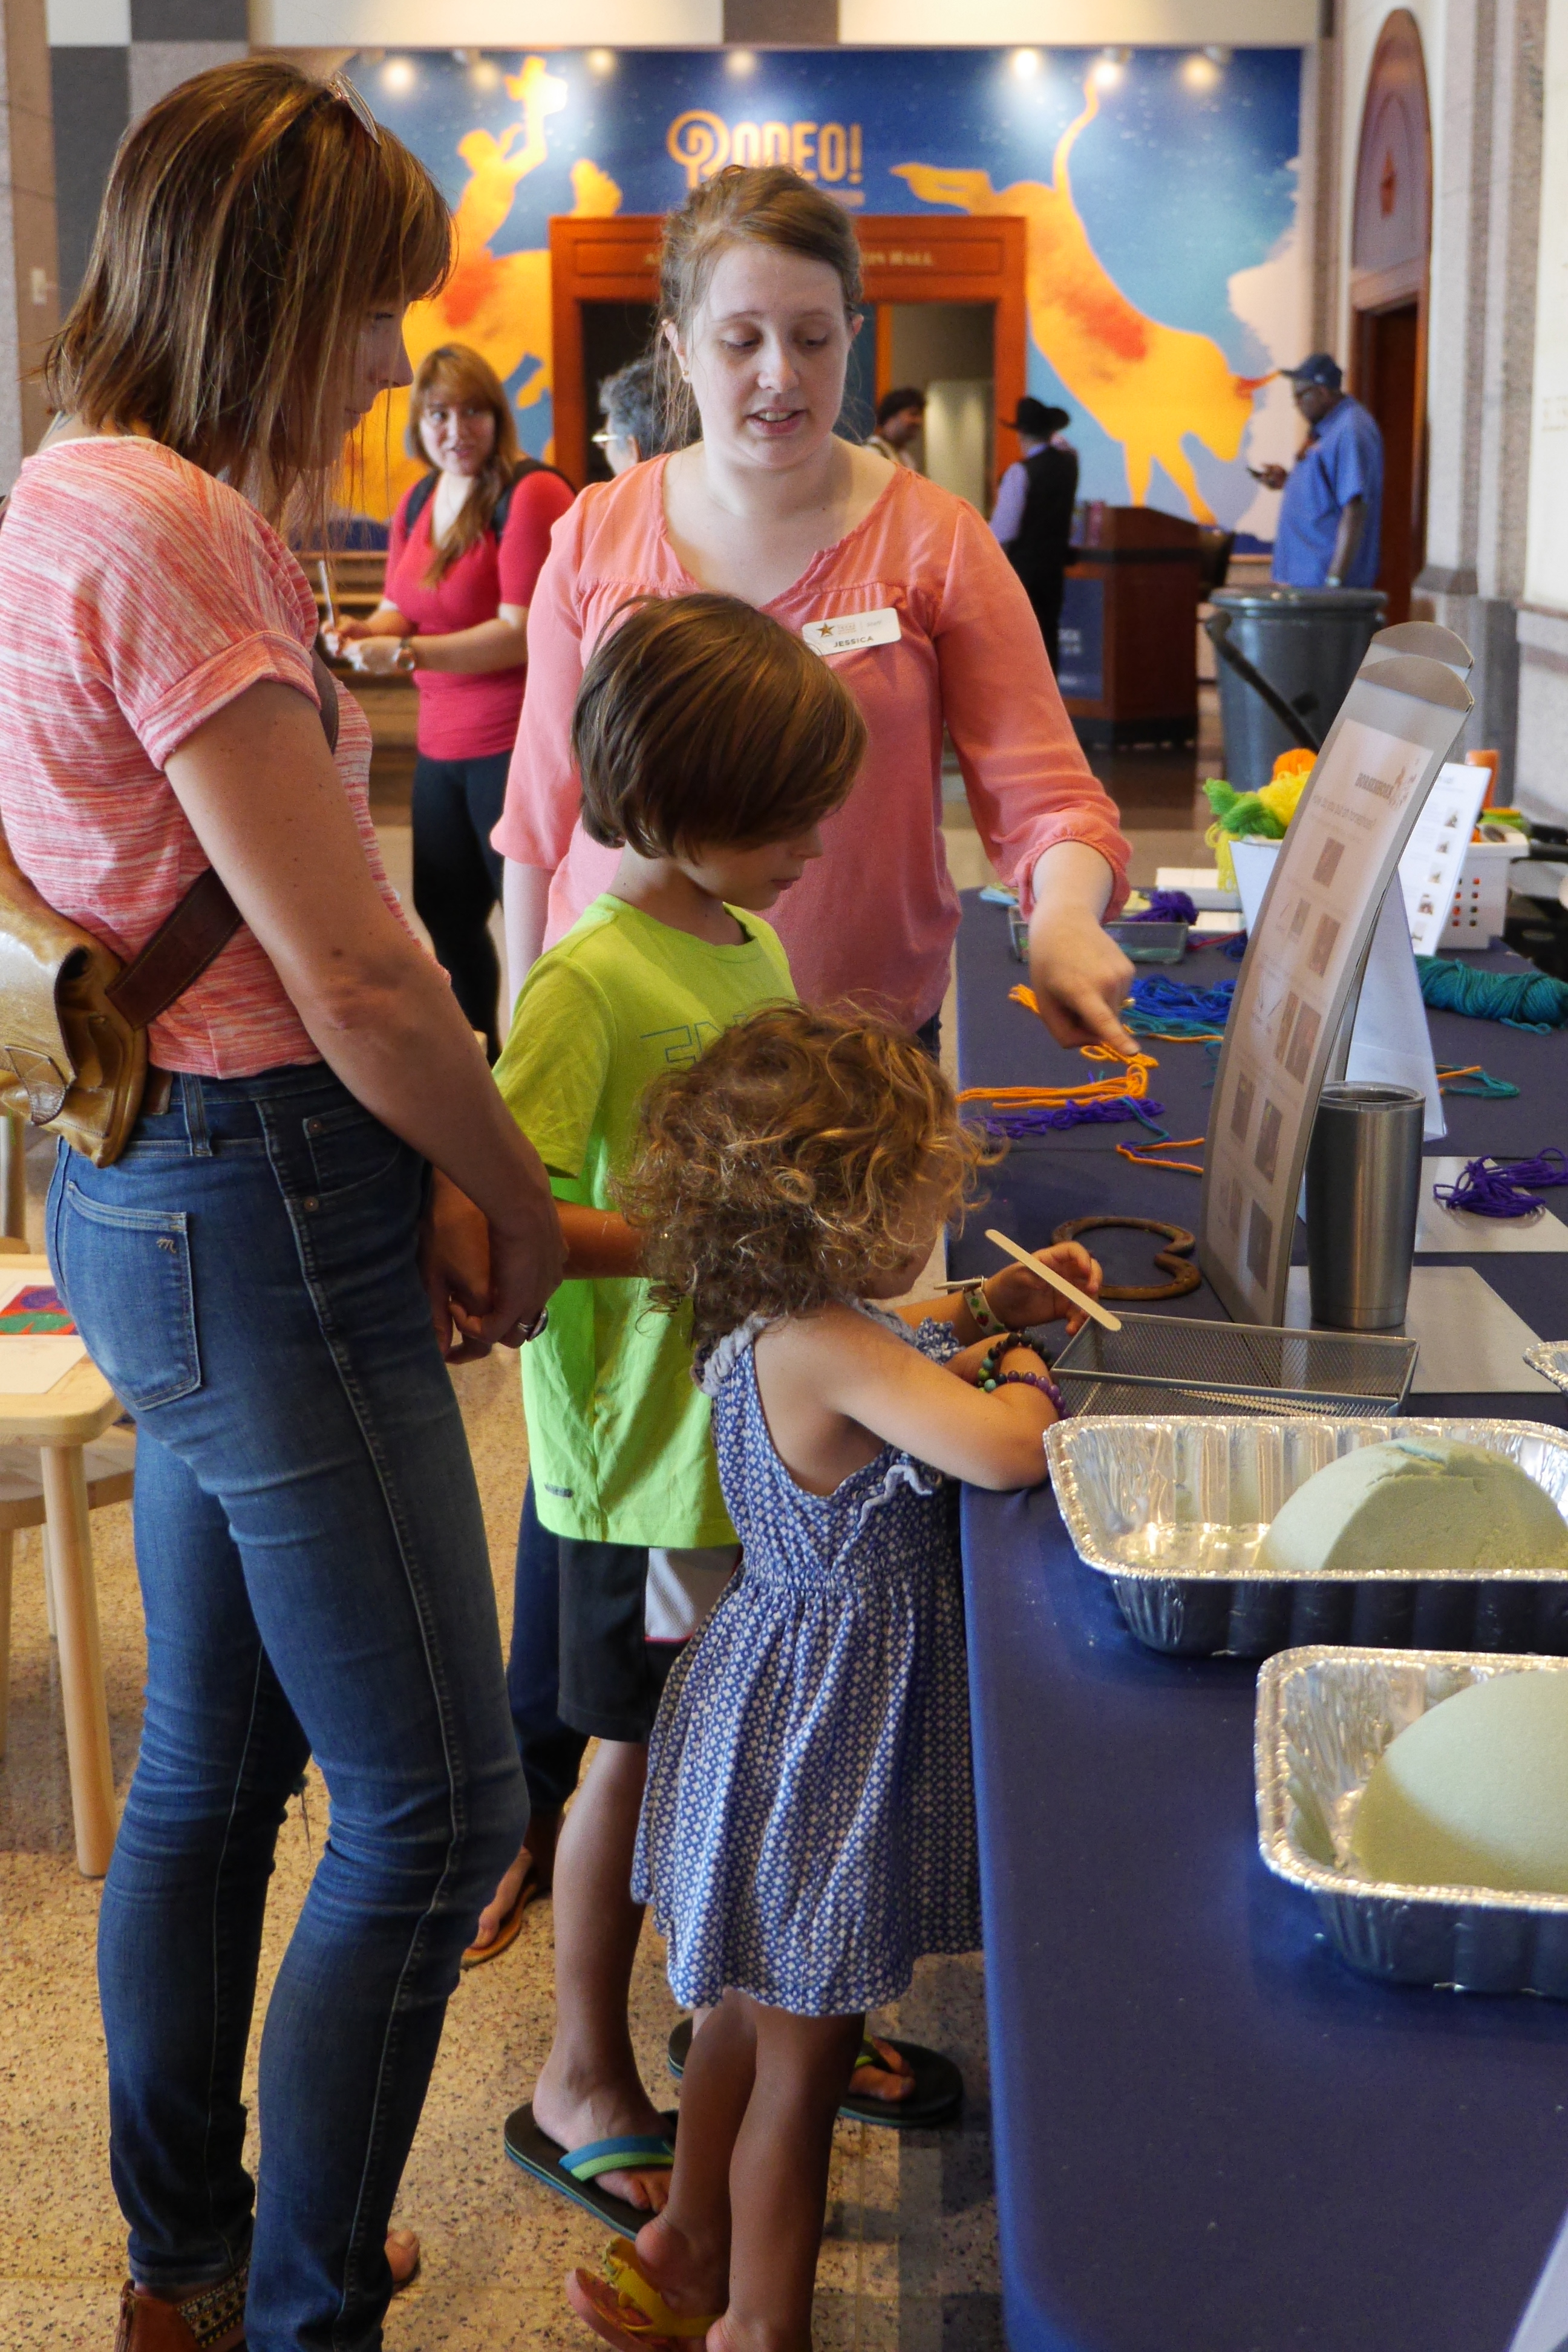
[[499, 468, 577, 609], [493, 498, 587, 869]]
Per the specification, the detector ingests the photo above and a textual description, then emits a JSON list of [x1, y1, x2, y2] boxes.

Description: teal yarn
[[1416, 957, 1568, 1032]]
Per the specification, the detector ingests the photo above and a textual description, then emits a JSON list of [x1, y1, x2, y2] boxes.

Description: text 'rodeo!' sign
[[668, 112, 865, 197]]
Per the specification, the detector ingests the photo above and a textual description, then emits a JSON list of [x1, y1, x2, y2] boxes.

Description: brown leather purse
[[0, 655, 339, 1166]]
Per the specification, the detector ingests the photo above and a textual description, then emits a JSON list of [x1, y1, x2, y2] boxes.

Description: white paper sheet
[[1397, 760, 1491, 955], [1231, 839, 1445, 1141]]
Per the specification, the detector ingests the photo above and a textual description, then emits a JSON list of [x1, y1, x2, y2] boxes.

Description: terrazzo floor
[[0, 776, 1214, 2350]]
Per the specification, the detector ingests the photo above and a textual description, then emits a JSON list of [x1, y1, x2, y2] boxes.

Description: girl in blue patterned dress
[[566, 1003, 1102, 2352]]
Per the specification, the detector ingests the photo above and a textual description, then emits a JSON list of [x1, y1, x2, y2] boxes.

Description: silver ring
[[516, 1307, 549, 1344]]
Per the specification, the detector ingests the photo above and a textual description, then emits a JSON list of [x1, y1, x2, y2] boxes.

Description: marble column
[[1417, 0, 1546, 792], [0, 0, 57, 491]]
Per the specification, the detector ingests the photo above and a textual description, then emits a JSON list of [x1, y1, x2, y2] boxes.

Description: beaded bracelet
[[999, 1368, 1068, 1419], [976, 1343, 1069, 1419]]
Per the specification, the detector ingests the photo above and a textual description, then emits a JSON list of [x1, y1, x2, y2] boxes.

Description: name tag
[[802, 607, 903, 658]]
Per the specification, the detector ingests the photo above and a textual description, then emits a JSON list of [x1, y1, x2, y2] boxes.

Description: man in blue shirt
[[1259, 354, 1383, 588]]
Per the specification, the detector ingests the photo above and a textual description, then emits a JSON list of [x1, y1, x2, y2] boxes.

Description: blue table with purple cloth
[[950, 889, 1568, 2352]]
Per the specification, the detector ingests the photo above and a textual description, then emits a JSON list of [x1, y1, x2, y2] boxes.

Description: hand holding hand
[[419, 1171, 495, 1364]]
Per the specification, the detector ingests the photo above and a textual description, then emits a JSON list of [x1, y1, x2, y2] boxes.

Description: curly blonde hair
[[619, 1004, 991, 1350]]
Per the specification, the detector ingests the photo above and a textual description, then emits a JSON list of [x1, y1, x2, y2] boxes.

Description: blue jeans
[[48, 1067, 527, 2352]]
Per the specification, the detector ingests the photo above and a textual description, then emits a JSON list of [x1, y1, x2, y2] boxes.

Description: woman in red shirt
[[333, 344, 573, 1054]]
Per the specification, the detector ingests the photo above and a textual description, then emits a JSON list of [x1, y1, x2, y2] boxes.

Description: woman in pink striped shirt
[[485, 163, 1132, 2205]]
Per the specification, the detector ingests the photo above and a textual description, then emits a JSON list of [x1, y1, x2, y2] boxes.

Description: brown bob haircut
[[405, 344, 523, 585], [47, 60, 452, 530], [573, 594, 867, 858], [619, 1002, 988, 1350], [656, 165, 863, 448]]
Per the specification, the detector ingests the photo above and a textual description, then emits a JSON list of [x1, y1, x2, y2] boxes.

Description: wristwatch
[[394, 640, 417, 673]]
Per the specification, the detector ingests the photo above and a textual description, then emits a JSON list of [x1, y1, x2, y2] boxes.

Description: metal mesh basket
[[1051, 1312, 1418, 1420]]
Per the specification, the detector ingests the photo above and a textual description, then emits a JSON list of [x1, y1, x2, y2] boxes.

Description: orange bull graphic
[[895, 77, 1270, 521], [352, 57, 620, 522]]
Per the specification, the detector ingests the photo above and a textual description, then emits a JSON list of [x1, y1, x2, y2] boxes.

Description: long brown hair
[[405, 344, 521, 585], [47, 60, 452, 532], [655, 166, 863, 449]]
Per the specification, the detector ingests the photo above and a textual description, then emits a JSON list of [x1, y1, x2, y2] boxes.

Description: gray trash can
[[1209, 587, 1386, 789]]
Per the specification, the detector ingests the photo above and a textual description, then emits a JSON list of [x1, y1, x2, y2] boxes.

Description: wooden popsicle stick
[[984, 1228, 1122, 1332]]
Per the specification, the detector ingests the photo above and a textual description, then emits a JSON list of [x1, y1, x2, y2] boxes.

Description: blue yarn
[[1123, 973, 1236, 1039], [1219, 929, 1249, 961], [1435, 1151, 1568, 1218], [1128, 889, 1198, 924], [1416, 956, 1568, 1031]]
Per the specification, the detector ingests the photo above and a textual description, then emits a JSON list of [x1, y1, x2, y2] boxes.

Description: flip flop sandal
[[460, 1869, 539, 1969], [666, 2017, 963, 2131], [564, 2236, 719, 2350], [505, 2103, 678, 2233]]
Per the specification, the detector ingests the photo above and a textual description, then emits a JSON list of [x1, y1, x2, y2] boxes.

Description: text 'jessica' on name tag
[[801, 608, 902, 658]]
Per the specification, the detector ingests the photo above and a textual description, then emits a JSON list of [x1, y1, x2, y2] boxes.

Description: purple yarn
[[1128, 889, 1198, 924], [1434, 1151, 1568, 1218], [972, 1097, 1167, 1140]]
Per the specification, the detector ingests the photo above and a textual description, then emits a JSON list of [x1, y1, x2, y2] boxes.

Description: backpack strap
[[406, 459, 573, 554], [105, 650, 341, 1030]]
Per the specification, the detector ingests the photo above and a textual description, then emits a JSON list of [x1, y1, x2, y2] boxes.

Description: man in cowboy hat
[[991, 395, 1078, 672], [1256, 353, 1383, 589]]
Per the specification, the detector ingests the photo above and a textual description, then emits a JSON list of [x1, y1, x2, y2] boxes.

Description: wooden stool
[[0, 1256, 130, 1875]]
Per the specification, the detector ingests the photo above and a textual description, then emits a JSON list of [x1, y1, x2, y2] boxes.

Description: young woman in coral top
[[480, 162, 1134, 2209]]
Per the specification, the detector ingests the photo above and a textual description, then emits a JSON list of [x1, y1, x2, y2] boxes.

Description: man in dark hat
[[1257, 353, 1383, 589], [991, 395, 1078, 672]]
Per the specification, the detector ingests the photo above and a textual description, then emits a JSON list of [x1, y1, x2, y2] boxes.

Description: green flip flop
[[503, 2103, 678, 2233]]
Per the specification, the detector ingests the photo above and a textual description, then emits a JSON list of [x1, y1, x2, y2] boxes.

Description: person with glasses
[[593, 352, 661, 476]]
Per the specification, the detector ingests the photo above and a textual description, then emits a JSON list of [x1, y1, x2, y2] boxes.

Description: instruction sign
[[1199, 655, 1474, 1326]]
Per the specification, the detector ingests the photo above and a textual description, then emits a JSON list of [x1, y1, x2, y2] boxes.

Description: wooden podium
[[1057, 505, 1201, 748]]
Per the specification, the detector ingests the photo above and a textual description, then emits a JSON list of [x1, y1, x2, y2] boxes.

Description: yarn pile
[[1417, 958, 1568, 1032], [1434, 1151, 1568, 1219]]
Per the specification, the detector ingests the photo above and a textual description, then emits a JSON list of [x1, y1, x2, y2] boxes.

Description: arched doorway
[[1350, 9, 1431, 623]]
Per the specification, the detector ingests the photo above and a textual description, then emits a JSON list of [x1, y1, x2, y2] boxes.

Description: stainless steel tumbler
[[1304, 1082, 1425, 1330]]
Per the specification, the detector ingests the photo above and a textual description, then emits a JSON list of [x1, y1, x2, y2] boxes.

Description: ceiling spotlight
[[725, 48, 757, 75], [586, 48, 617, 74], [381, 56, 415, 96], [1181, 53, 1220, 89], [468, 57, 500, 90], [1092, 47, 1131, 89], [1204, 44, 1233, 62], [1010, 47, 1043, 79]]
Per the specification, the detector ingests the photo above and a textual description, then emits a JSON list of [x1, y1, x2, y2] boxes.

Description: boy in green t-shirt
[[494, 593, 867, 2223]]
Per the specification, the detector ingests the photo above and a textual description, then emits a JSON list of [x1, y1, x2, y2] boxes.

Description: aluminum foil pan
[[1256, 1644, 1568, 1995], [1526, 1343, 1568, 1396], [1046, 1416, 1568, 1658]]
